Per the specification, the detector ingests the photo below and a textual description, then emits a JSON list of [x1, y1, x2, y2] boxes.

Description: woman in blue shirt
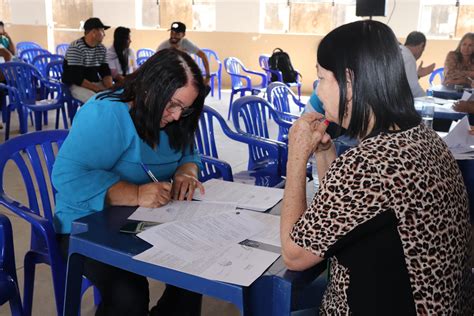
[[53, 48, 206, 316]]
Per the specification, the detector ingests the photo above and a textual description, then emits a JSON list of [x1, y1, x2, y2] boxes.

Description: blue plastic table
[[63, 203, 327, 315]]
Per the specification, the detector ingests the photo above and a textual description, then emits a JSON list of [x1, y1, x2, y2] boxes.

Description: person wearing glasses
[[52, 48, 206, 316]]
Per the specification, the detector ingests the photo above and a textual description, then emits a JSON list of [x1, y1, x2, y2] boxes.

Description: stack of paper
[[442, 116, 474, 159]]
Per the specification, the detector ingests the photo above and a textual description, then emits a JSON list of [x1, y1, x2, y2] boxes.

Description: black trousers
[[57, 234, 202, 316]]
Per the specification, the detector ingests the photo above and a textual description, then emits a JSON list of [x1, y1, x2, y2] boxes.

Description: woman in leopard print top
[[280, 20, 472, 315]]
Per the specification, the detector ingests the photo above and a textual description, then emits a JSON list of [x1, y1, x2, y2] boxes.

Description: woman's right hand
[[137, 182, 172, 208], [288, 112, 332, 159]]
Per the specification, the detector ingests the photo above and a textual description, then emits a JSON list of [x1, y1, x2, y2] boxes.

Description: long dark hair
[[113, 27, 131, 76], [98, 48, 205, 152], [453, 32, 474, 64], [317, 20, 420, 139]]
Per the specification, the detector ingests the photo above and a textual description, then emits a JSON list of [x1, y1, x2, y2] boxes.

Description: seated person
[[444, 32, 474, 87], [281, 20, 471, 315], [107, 26, 137, 84], [53, 48, 206, 316], [62, 17, 113, 103], [0, 21, 15, 62]]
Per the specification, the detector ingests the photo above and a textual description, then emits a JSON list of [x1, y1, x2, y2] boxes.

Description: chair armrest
[[200, 155, 234, 182], [242, 68, 267, 85], [230, 73, 252, 88], [263, 67, 283, 82], [0, 83, 20, 105]]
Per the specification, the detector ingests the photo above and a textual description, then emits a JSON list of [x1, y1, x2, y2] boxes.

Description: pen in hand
[[140, 163, 159, 183]]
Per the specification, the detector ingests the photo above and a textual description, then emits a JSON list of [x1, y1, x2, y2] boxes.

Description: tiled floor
[[0, 90, 306, 316], [0, 90, 472, 315]]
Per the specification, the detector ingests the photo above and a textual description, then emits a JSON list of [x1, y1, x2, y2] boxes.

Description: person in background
[[400, 31, 435, 98], [62, 17, 113, 103], [157, 22, 210, 87], [107, 26, 137, 84], [53, 49, 206, 316], [0, 21, 15, 61], [280, 20, 471, 314], [444, 32, 474, 87]]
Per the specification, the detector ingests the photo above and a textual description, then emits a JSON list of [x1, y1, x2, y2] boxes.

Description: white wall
[[93, 0, 136, 28], [11, 0, 46, 25], [374, 0, 421, 37], [216, 0, 261, 33]]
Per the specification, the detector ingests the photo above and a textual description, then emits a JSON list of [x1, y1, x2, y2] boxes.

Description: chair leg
[[218, 75, 222, 100], [33, 111, 43, 131], [18, 108, 29, 135], [227, 92, 235, 121], [55, 109, 60, 129], [4, 107, 11, 140], [22, 255, 36, 316], [8, 280, 23, 316], [210, 77, 215, 97], [61, 107, 68, 129], [297, 85, 301, 100], [43, 111, 48, 126]]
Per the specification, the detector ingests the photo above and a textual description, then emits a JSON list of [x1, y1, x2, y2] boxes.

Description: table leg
[[63, 252, 85, 316]]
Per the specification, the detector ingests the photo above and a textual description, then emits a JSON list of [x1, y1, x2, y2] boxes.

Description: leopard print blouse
[[291, 124, 472, 315]]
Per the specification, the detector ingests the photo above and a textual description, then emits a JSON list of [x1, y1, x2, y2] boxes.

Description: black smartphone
[[119, 221, 159, 234]]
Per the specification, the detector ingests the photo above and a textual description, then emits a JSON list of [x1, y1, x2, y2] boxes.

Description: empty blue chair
[[19, 48, 51, 64], [32, 54, 64, 77], [0, 130, 99, 316], [16, 42, 42, 57], [259, 54, 302, 100], [266, 82, 304, 121], [231, 96, 291, 176], [224, 57, 267, 120], [429, 67, 444, 86], [192, 49, 222, 100], [0, 214, 24, 316], [0, 62, 68, 140], [55, 43, 69, 56], [136, 48, 154, 59]]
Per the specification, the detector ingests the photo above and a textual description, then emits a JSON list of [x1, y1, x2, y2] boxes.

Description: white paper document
[[128, 201, 237, 223], [192, 179, 284, 212], [136, 210, 265, 258], [134, 243, 280, 286], [461, 91, 473, 101], [245, 212, 281, 247], [442, 116, 474, 159]]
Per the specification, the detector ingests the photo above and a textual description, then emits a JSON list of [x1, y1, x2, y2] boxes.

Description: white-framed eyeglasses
[[166, 101, 194, 118]]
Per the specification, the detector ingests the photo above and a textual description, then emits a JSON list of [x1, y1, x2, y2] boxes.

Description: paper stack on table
[[443, 116, 474, 159]]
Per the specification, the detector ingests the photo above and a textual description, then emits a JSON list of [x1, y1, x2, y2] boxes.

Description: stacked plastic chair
[[259, 54, 302, 100], [55, 43, 69, 56], [15, 41, 42, 57], [19, 48, 51, 64]]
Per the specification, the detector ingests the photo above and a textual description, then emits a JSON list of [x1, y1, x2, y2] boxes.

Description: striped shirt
[[62, 37, 111, 86]]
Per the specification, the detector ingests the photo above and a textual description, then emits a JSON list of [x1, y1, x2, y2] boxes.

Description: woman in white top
[[107, 26, 137, 84]]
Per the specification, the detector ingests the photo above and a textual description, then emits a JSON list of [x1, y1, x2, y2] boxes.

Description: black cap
[[169, 22, 186, 33], [83, 18, 110, 31]]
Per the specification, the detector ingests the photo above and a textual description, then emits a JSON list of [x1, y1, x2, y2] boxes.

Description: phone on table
[[120, 220, 159, 234]]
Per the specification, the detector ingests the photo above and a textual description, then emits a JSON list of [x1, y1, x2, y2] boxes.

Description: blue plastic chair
[[32, 54, 64, 77], [45, 60, 83, 124], [0, 214, 24, 316], [0, 130, 99, 316], [136, 48, 155, 59], [19, 48, 51, 64], [266, 82, 304, 120], [231, 96, 292, 176], [0, 62, 68, 140], [259, 54, 302, 100], [136, 56, 149, 67], [16, 42, 42, 57], [429, 67, 444, 86], [224, 57, 267, 120], [55, 43, 69, 56], [192, 49, 222, 100]]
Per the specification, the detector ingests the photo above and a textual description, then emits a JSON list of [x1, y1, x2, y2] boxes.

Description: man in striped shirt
[[62, 17, 113, 103]]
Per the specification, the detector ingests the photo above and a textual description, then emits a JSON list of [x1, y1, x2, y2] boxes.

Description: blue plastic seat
[[19, 48, 51, 64], [32, 54, 64, 77], [0, 62, 68, 140], [55, 43, 69, 56], [136, 48, 155, 59], [429, 67, 444, 86], [259, 54, 302, 100], [224, 57, 267, 120], [231, 96, 292, 177], [0, 214, 24, 316], [15, 42, 42, 57], [266, 82, 305, 121], [192, 49, 222, 100], [0, 130, 99, 316], [45, 60, 83, 124]]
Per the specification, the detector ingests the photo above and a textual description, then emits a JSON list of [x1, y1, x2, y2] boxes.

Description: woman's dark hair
[[453, 32, 474, 64], [98, 48, 205, 152], [317, 20, 420, 139], [113, 26, 131, 76]]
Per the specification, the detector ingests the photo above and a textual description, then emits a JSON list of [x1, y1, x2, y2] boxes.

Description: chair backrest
[[136, 56, 149, 67], [224, 57, 245, 89], [45, 59, 63, 81], [201, 49, 222, 76], [259, 54, 272, 80], [266, 82, 303, 117], [136, 48, 155, 59], [16, 41, 42, 56], [0, 62, 43, 104], [429, 67, 444, 86], [20, 48, 51, 64], [32, 54, 64, 77], [55, 43, 69, 56], [0, 214, 23, 316]]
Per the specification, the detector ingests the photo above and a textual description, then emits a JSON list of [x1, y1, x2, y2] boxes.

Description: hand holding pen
[[138, 163, 172, 207]]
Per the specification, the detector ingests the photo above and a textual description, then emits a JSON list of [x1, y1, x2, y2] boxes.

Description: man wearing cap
[[157, 22, 210, 86], [62, 17, 113, 103]]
